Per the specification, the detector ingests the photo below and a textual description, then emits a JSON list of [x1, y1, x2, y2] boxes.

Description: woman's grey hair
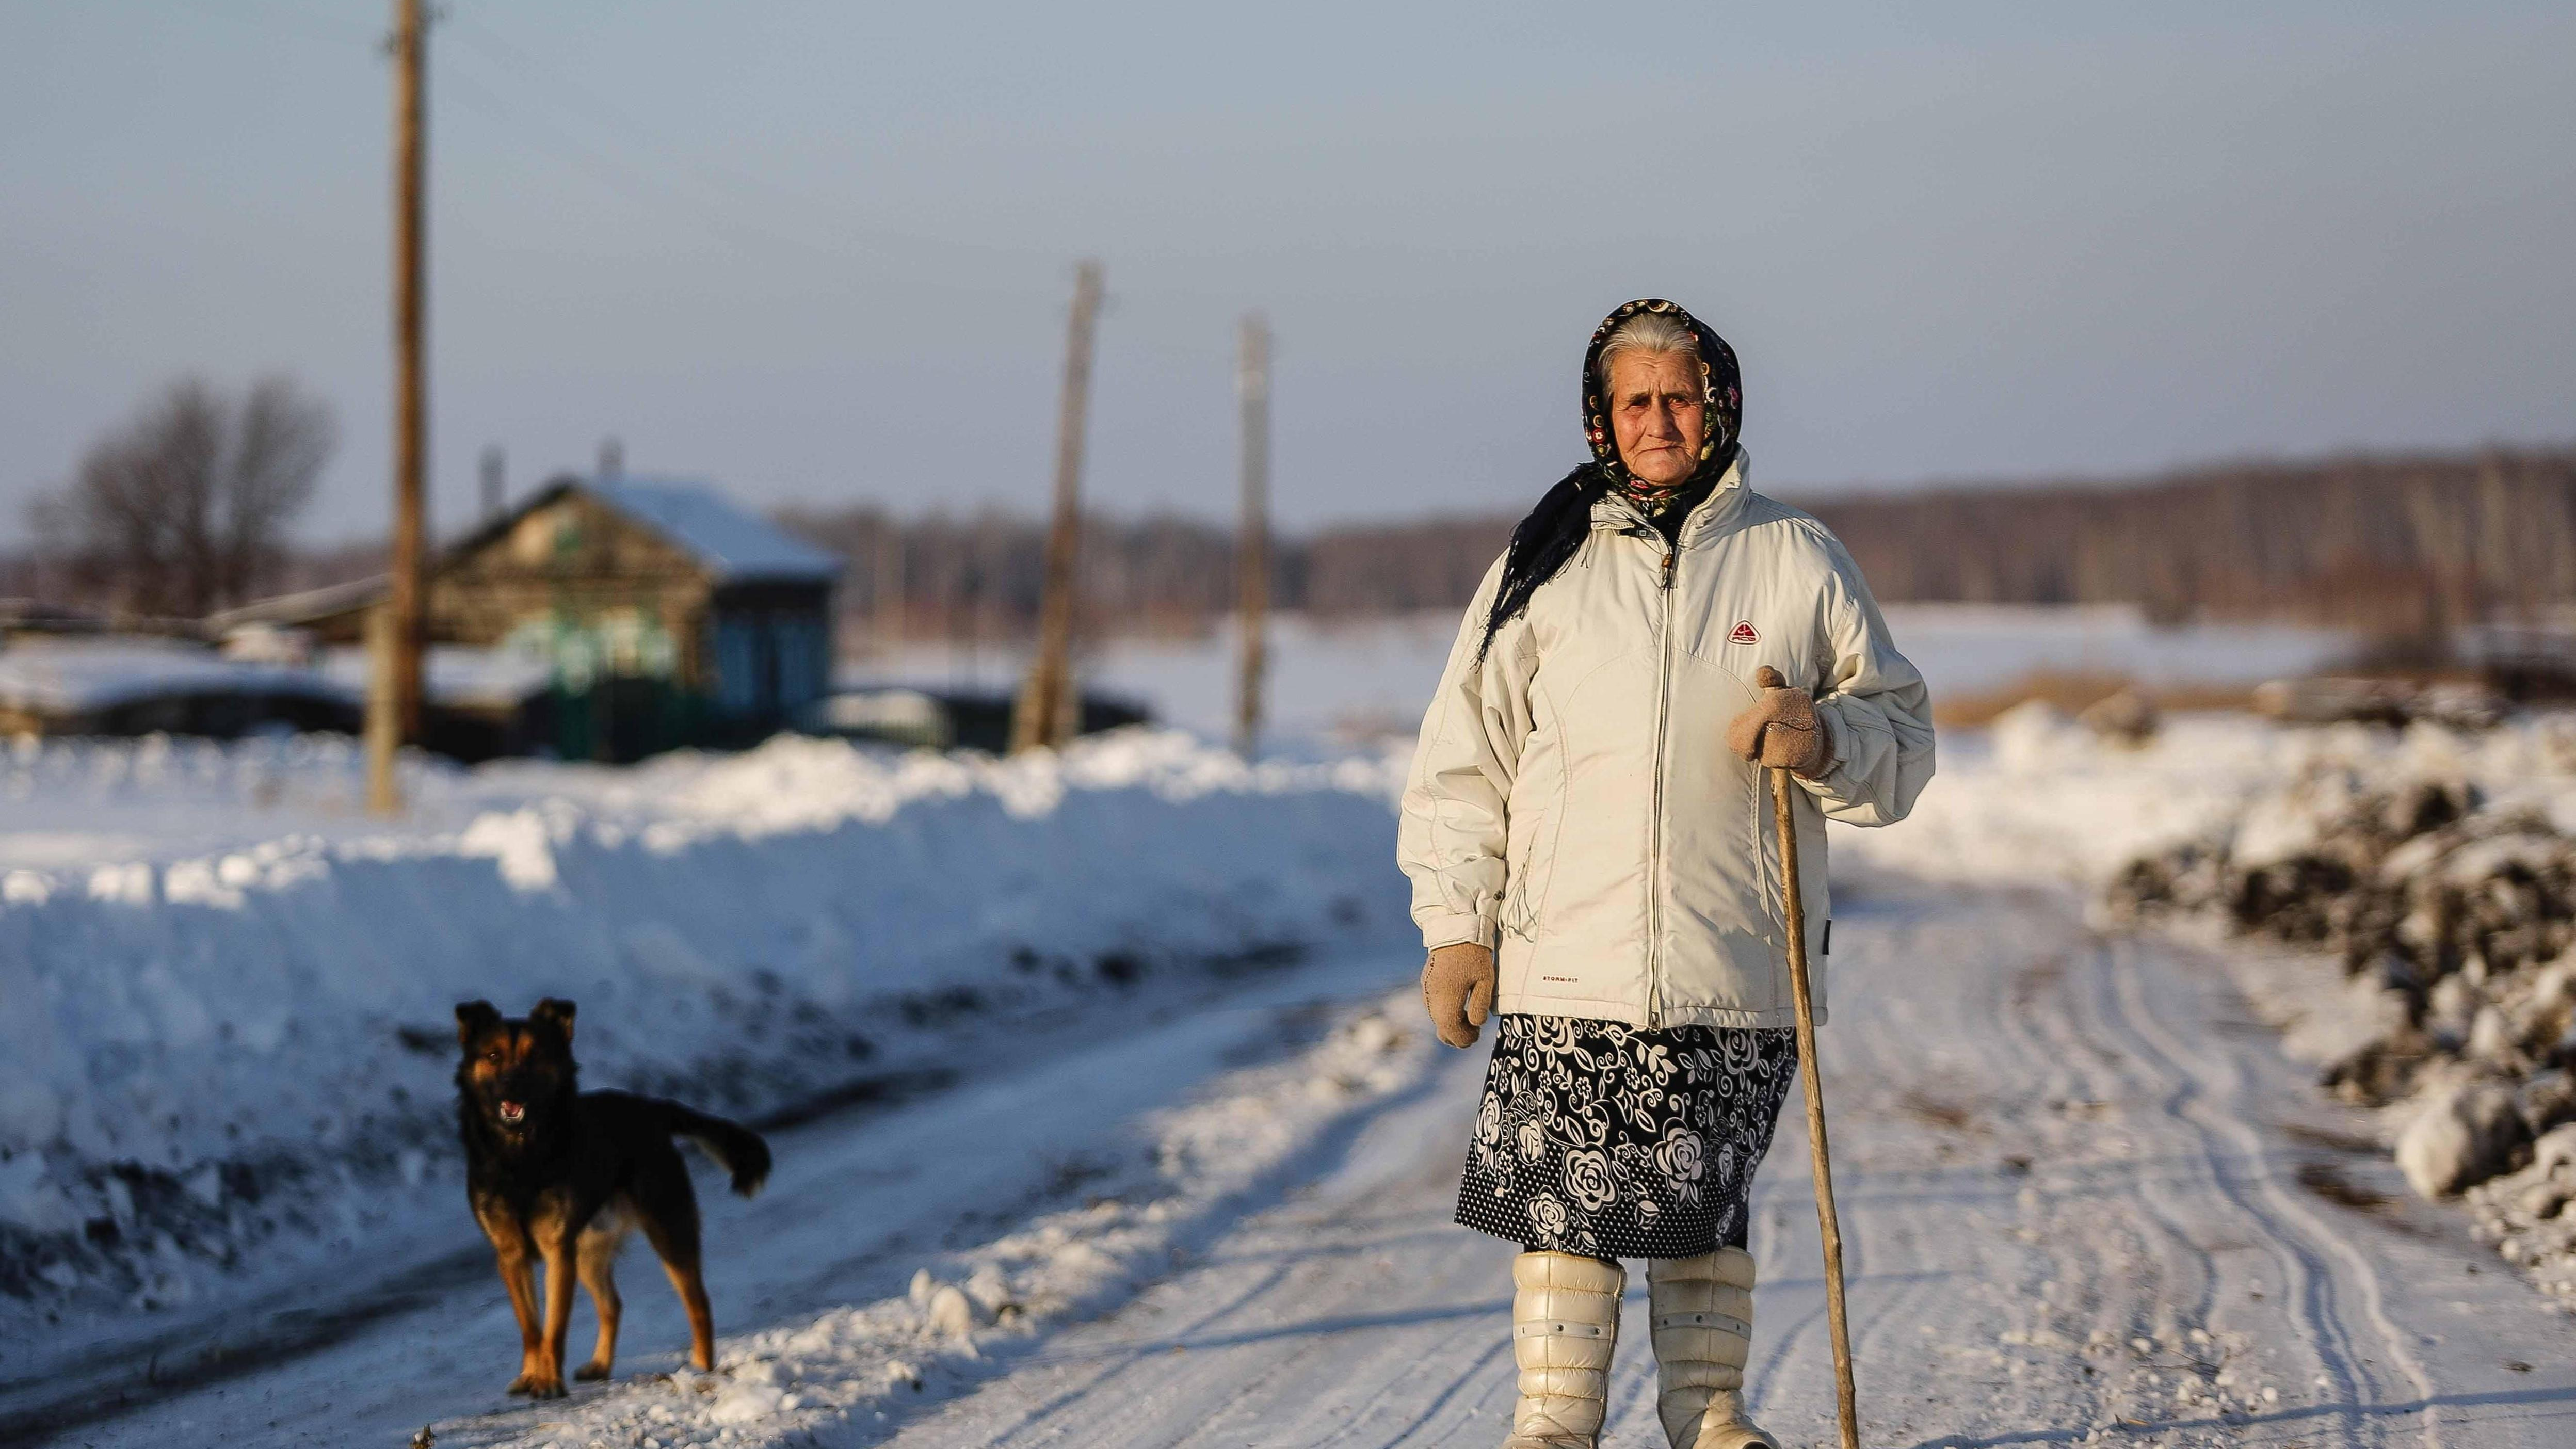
[[1596, 312, 1700, 390]]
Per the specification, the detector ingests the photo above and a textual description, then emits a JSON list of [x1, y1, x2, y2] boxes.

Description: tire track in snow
[[1998, 946, 2179, 1398], [2107, 936, 2416, 1431], [1924, 908, 2097, 1424], [965, 1260, 1319, 1448], [1737, 906, 1959, 1435], [2082, 944, 2266, 1358], [2079, 933, 2350, 1429], [2091, 932, 2443, 1448], [1339, 1334, 1511, 1448]]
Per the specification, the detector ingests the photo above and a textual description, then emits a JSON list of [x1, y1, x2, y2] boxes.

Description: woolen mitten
[[1724, 666, 1833, 778], [1421, 942, 1495, 1049]]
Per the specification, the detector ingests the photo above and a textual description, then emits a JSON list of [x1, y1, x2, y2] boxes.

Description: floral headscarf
[[1475, 299, 1745, 659], [1580, 298, 1743, 496]]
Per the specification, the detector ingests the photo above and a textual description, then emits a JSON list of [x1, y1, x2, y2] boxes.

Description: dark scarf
[[1476, 299, 1742, 662], [1629, 469, 1721, 546]]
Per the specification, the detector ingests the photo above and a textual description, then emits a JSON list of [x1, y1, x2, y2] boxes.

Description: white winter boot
[[1647, 1247, 1779, 1449], [1503, 1250, 1624, 1449]]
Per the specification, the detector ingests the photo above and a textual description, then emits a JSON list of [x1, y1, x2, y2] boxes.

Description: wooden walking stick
[[1762, 674, 1862, 1449]]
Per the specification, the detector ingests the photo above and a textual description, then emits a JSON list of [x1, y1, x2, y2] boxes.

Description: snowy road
[[38, 873, 2576, 1448], [872, 876, 2576, 1449]]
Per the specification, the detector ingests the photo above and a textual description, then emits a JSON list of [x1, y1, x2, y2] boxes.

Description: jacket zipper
[[1646, 538, 1678, 1027]]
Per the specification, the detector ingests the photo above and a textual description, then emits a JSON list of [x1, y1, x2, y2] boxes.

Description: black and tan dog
[[454, 998, 771, 1397]]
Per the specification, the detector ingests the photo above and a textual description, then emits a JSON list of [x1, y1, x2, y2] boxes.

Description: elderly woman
[[1398, 299, 1934, 1449]]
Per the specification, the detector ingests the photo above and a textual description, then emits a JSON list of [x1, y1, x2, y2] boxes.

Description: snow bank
[[1829, 701, 2576, 888], [0, 731, 464, 873], [0, 730, 1406, 1332]]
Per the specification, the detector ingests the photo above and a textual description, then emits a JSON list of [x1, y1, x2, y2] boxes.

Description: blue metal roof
[[589, 477, 842, 584]]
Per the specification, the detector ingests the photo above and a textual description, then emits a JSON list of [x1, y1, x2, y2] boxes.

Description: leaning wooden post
[[1233, 311, 1270, 760], [1768, 759, 1861, 1449], [1012, 260, 1104, 754], [365, 603, 403, 816]]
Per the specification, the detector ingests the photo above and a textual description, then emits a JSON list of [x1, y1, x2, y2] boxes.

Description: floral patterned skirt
[[1455, 1015, 1797, 1259]]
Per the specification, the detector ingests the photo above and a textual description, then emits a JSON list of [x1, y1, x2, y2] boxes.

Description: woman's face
[[1604, 350, 1706, 489]]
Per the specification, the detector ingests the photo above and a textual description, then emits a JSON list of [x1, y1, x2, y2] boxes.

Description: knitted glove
[[1422, 942, 1496, 1049], [1725, 665, 1834, 778]]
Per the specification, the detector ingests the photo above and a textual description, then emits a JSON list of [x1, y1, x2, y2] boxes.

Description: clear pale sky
[[3, 2, 2570, 542]]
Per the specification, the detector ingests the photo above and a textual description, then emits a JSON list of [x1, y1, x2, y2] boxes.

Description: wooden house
[[223, 474, 840, 760]]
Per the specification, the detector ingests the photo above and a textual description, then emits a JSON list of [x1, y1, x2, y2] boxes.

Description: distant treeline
[[11, 446, 2566, 643], [1809, 448, 2576, 635], [779, 447, 2576, 644], [771, 505, 1510, 642]]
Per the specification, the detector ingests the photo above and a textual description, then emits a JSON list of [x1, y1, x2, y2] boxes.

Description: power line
[[213, 0, 382, 49], [442, 12, 846, 225], [437, 7, 1005, 260], [432, 59, 809, 254], [431, 45, 1018, 266], [204, 2, 1023, 266]]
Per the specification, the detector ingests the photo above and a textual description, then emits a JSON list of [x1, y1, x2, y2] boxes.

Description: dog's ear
[[530, 997, 577, 1043], [455, 1000, 501, 1048]]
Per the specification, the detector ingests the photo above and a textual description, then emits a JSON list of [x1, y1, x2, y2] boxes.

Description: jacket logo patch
[[1728, 621, 1760, 645]]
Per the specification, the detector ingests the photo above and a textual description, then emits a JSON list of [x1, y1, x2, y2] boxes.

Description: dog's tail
[[652, 1101, 772, 1198]]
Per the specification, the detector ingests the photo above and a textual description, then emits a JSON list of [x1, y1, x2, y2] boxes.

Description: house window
[[713, 607, 827, 720]]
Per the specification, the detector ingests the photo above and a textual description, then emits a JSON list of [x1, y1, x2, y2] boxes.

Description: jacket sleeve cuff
[[1418, 910, 1497, 952], [1794, 701, 1857, 793]]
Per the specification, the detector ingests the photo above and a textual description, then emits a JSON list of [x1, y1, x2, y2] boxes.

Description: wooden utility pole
[[875, 518, 906, 654], [1011, 260, 1104, 754], [364, 604, 402, 811], [374, 0, 429, 816], [1234, 312, 1270, 759]]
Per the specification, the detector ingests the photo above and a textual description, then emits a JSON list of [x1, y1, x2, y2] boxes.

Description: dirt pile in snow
[[2108, 756, 2576, 1304], [2468, 1123, 2576, 1303]]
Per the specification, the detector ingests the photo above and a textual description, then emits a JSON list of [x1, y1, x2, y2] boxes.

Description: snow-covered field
[[853, 603, 2356, 743], [12, 694, 2576, 1447]]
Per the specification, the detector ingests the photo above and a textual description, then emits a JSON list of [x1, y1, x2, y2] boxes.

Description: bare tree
[[31, 377, 335, 619]]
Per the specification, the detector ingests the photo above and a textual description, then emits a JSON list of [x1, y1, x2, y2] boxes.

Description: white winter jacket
[[1396, 454, 1934, 1029]]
